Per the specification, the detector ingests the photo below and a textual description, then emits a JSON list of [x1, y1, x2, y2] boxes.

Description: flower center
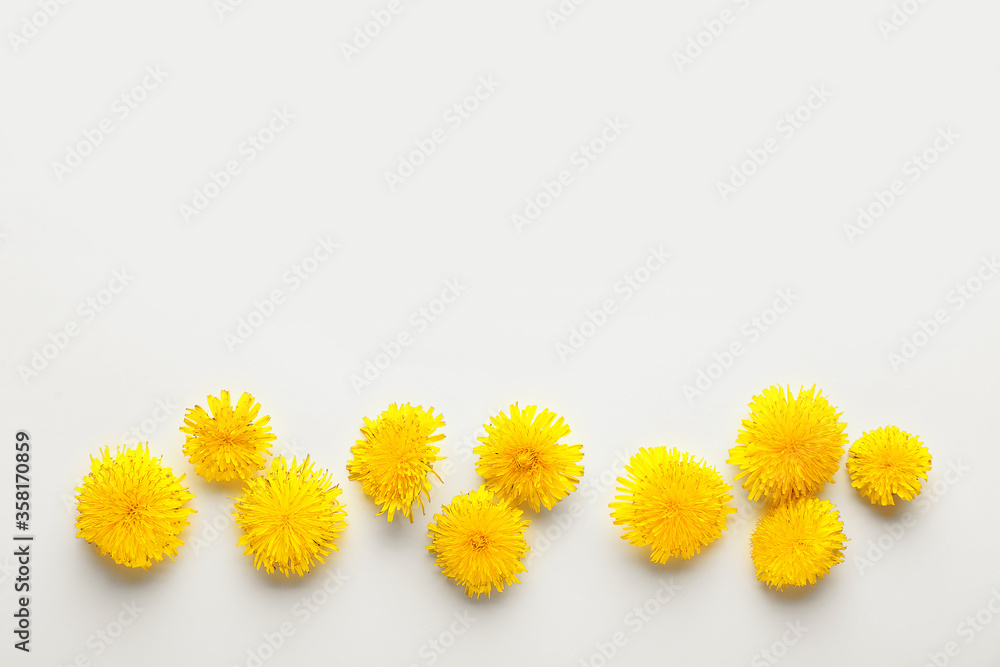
[[783, 440, 803, 455], [125, 501, 146, 520], [470, 533, 490, 550], [515, 450, 537, 469]]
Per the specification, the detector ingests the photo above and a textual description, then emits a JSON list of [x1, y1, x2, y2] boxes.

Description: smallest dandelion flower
[[234, 456, 347, 577], [180, 390, 276, 482], [347, 403, 446, 522], [751, 497, 846, 591], [75, 444, 195, 569], [847, 426, 931, 506], [427, 486, 530, 599], [475, 404, 584, 512], [610, 447, 736, 563]]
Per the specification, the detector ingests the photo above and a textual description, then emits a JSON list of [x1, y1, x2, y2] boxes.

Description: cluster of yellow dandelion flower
[[74, 394, 584, 599], [728, 385, 931, 591], [73, 385, 931, 597], [348, 402, 583, 598], [181, 390, 348, 577], [76, 390, 348, 576], [727, 385, 850, 590], [606, 383, 932, 593]]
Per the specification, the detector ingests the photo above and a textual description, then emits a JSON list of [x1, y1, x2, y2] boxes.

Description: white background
[[2, 1, 999, 666]]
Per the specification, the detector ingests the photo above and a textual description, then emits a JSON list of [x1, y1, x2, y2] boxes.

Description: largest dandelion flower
[[234, 456, 347, 577], [347, 403, 445, 522], [751, 497, 846, 590], [75, 444, 195, 569], [475, 404, 584, 511], [427, 486, 530, 598], [180, 390, 276, 481], [611, 447, 735, 562], [728, 385, 847, 502]]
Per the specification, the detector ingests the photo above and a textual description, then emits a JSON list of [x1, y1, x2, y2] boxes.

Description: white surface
[[2, 1, 999, 665]]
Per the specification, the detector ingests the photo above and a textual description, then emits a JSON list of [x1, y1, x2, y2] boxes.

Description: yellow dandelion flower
[[847, 426, 931, 506], [427, 486, 530, 598], [475, 404, 584, 511], [751, 497, 846, 590], [347, 403, 445, 522], [234, 456, 347, 577], [75, 444, 195, 569], [180, 390, 276, 481], [728, 385, 847, 502], [610, 447, 736, 562]]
